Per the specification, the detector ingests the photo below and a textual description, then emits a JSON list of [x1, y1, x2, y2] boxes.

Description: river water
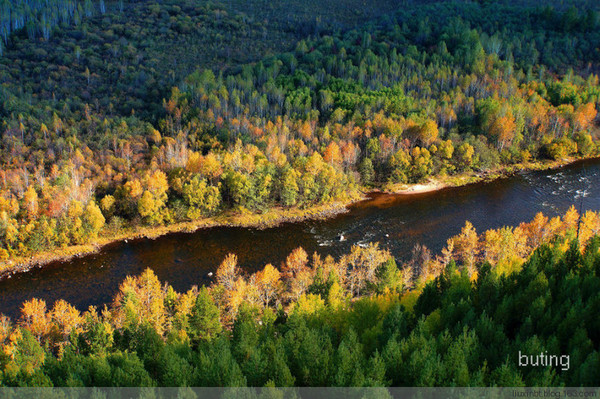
[[1, 158, 599, 319]]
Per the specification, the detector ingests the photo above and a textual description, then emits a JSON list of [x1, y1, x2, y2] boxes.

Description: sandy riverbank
[[384, 155, 598, 197], [392, 180, 449, 194]]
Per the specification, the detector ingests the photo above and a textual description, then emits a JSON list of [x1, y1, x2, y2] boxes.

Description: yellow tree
[[545, 216, 564, 240], [20, 298, 51, 342], [138, 170, 169, 225], [519, 212, 549, 249], [450, 221, 479, 276], [124, 179, 143, 199], [100, 195, 115, 215], [226, 278, 249, 322], [254, 264, 282, 307], [455, 143, 475, 171], [483, 229, 502, 264], [40, 123, 49, 141], [419, 119, 439, 147], [327, 281, 345, 309], [579, 211, 600, 246], [292, 293, 325, 317], [282, 247, 312, 302], [185, 152, 203, 174], [483, 227, 527, 273], [112, 268, 167, 335], [199, 153, 223, 184], [172, 288, 196, 331], [562, 205, 579, 236], [50, 300, 83, 350], [490, 110, 516, 150], [83, 201, 105, 239], [216, 254, 239, 291], [23, 186, 39, 220]]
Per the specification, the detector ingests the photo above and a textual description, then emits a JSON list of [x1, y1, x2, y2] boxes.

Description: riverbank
[[0, 200, 355, 279], [385, 155, 597, 196], [1, 154, 598, 280]]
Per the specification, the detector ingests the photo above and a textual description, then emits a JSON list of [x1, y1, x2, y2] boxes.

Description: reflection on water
[[1, 158, 599, 318]]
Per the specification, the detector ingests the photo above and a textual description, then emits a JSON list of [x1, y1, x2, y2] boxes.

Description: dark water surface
[[1, 158, 599, 319]]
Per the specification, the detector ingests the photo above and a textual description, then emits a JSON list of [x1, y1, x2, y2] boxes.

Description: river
[[1, 158, 599, 319]]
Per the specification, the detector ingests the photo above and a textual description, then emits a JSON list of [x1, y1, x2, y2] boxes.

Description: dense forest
[[1, 208, 599, 386], [0, 0, 599, 266]]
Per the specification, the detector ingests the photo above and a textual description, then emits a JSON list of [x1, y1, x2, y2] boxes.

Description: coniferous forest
[[1, 0, 600, 389]]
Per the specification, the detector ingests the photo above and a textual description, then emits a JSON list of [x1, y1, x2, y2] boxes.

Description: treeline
[[1, 0, 600, 263], [0, 0, 399, 120], [0, 0, 110, 56], [0, 0, 299, 120], [1, 208, 599, 386], [389, 0, 600, 72]]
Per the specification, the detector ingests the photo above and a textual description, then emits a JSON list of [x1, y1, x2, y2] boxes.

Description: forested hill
[[0, 1, 599, 266], [0, 0, 400, 119], [1, 0, 599, 120]]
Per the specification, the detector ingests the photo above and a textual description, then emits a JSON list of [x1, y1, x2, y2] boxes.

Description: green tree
[[188, 287, 222, 343], [359, 158, 375, 185]]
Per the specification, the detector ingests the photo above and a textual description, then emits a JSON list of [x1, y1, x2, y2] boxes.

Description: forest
[[0, 0, 599, 268], [1, 0, 600, 388], [0, 207, 599, 386]]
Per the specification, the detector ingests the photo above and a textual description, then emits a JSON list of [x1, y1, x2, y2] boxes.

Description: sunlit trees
[[19, 299, 51, 343], [455, 143, 475, 171], [183, 176, 221, 219], [1, 0, 600, 385], [22, 187, 39, 220], [449, 221, 479, 276], [579, 211, 600, 246], [0, 0, 598, 273], [255, 264, 282, 307], [520, 212, 549, 249], [344, 243, 390, 297], [83, 201, 105, 240], [418, 119, 439, 147], [138, 171, 169, 225], [409, 147, 433, 183], [482, 226, 528, 274], [50, 300, 83, 351], [282, 247, 312, 302], [573, 103, 597, 133], [490, 111, 517, 151], [222, 171, 252, 209], [111, 268, 167, 335], [280, 168, 300, 206], [216, 254, 240, 291], [387, 148, 411, 184]]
